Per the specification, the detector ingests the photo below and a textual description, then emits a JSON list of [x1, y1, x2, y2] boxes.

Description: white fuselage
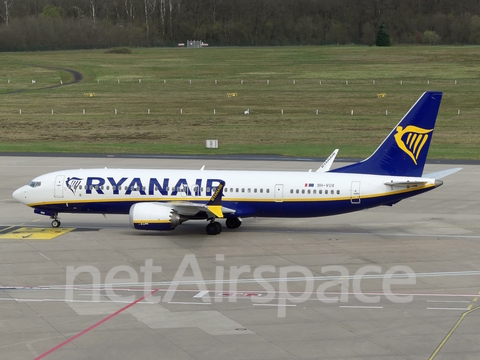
[[13, 168, 438, 219]]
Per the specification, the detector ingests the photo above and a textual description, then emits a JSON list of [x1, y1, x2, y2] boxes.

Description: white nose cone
[[12, 187, 25, 203]]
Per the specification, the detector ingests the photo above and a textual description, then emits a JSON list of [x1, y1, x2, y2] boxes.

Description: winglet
[[317, 149, 339, 172], [207, 181, 225, 218]]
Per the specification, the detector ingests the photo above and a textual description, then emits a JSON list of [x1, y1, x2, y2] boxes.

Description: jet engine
[[129, 203, 186, 231]]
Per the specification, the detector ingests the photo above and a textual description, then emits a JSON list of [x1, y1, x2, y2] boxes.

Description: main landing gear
[[50, 213, 61, 228], [225, 217, 242, 229], [206, 217, 242, 235], [206, 221, 222, 235]]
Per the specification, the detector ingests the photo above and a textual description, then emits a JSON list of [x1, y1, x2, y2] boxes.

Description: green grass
[[0, 46, 479, 159]]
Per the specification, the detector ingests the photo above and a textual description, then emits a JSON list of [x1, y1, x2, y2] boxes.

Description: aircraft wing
[[317, 149, 339, 172], [169, 201, 236, 218], [170, 180, 233, 218]]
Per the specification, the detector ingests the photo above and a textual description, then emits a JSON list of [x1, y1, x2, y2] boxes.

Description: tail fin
[[332, 91, 442, 177]]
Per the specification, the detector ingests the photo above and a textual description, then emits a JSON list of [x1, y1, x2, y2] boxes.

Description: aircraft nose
[[12, 186, 25, 203]]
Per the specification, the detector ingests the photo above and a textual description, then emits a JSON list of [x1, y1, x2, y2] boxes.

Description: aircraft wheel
[[214, 221, 222, 234], [226, 217, 242, 229], [51, 219, 61, 228], [206, 222, 219, 235]]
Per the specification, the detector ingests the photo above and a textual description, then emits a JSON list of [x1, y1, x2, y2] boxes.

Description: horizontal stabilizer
[[317, 149, 339, 172], [423, 167, 462, 179]]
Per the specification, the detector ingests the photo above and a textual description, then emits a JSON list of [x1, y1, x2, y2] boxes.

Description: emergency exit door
[[274, 184, 284, 202], [350, 181, 361, 204]]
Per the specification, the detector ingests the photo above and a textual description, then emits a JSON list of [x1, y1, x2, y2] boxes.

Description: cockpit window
[[28, 181, 41, 188]]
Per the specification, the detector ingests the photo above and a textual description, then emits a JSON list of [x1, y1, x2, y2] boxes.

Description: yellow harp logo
[[394, 126, 433, 165]]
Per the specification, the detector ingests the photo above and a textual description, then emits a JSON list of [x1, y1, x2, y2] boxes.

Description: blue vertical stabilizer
[[332, 91, 443, 177]]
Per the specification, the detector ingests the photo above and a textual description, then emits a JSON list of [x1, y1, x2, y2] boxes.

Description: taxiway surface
[[1, 156, 479, 360]]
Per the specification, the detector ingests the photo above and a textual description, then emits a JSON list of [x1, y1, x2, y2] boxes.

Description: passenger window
[[302, 190, 305, 194], [331, 190, 334, 194], [296, 189, 299, 194], [266, 189, 270, 193], [106, 186, 110, 190], [224, 188, 228, 193], [337, 190, 340, 194], [307, 190, 311, 194], [319, 190, 322, 194], [242, 188, 245, 193], [313, 190, 316, 194], [290, 189, 293, 194], [248, 188, 251, 193], [260, 189, 263, 193], [254, 189, 257, 193]]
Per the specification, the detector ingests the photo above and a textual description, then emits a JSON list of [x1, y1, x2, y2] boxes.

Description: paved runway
[[1, 156, 479, 360]]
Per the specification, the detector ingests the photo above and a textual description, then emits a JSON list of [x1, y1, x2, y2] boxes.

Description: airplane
[[12, 91, 461, 235]]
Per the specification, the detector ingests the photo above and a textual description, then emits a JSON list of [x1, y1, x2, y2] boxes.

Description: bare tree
[[0, 0, 14, 26], [160, 0, 165, 36], [168, 0, 172, 37], [144, 0, 156, 39], [90, 0, 96, 25]]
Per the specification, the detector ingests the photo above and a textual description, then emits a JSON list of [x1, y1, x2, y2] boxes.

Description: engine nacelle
[[129, 203, 185, 231]]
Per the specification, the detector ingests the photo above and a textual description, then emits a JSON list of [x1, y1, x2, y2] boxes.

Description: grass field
[[0, 46, 479, 159]]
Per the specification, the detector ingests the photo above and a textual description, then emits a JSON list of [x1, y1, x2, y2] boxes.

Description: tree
[[423, 30, 440, 44], [375, 19, 390, 46], [42, 5, 64, 18], [361, 22, 375, 45], [0, 0, 14, 26]]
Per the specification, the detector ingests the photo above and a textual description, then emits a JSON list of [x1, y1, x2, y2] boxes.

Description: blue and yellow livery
[[12, 92, 461, 235]]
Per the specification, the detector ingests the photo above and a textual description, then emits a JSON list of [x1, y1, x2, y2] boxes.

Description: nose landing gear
[[50, 213, 61, 228]]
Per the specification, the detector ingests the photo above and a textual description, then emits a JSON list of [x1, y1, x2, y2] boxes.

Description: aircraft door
[[274, 184, 284, 203], [54, 175, 65, 198], [350, 181, 361, 204]]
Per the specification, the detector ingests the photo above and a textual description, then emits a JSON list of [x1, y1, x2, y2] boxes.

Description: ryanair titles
[[74, 177, 225, 197]]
